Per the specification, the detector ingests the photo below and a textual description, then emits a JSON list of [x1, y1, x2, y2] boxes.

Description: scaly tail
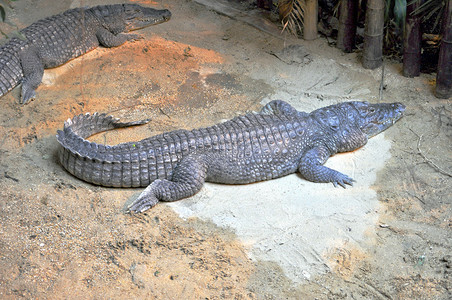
[[56, 112, 150, 151], [56, 113, 150, 186]]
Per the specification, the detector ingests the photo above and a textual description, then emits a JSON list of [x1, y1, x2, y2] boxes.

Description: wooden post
[[435, 0, 452, 98], [337, 0, 359, 52], [362, 0, 385, 69], [304, 0, 318, 40], [403, 0, 422, 77]]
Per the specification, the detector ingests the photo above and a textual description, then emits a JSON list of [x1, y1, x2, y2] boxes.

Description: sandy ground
[[0, 0, 451, 299]]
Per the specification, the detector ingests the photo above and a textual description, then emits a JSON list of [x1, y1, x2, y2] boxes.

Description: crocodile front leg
[[128, 154, 209, 213], [96, 28, 143, 48], [298, 146, 354, 188], [19, 45, 44, 104]]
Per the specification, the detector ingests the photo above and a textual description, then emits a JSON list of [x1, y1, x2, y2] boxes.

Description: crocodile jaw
[[360, 102, 406, 138], [125, 7, 171, 31]]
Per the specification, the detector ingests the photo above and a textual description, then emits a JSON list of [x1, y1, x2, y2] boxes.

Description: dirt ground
[[0, 0, 451, 299]]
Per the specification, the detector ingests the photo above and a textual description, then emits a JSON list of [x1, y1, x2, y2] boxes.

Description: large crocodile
[[56, 100, 405, 213], [0, 4, 171, 104]]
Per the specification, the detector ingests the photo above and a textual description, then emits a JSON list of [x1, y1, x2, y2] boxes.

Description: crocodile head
[[312, 101, 405, 153], [123, 4, 171, 31], [353, 101, 406, 138], [342, 101, 405, 151], [96, 4, 171, 34]]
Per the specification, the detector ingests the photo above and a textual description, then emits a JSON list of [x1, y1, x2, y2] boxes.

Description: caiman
[[0, 4, 171, 104], [56, 100, 405, 213]]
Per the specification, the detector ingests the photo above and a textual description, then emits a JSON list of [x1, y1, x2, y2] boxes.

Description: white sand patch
[[168, 130, 391, 282]]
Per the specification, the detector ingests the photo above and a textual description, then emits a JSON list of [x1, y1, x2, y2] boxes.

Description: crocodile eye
[[369, 107, 375, 113]]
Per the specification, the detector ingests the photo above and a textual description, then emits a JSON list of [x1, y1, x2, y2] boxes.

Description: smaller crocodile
[[0, 4, 171, 104], [57, 100, 405, 213]]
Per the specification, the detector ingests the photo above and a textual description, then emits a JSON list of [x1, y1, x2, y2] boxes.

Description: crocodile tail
[[56, 113, 151, 187], [56, 112, 150, 158]]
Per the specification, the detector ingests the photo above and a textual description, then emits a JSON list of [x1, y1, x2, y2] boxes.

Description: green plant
[[0, 0, 17, 22], [410, 0, 446, 31], [0, 0, 24, 40]]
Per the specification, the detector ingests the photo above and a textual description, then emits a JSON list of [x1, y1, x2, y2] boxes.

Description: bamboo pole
[[435, 0, 452, 98], [362, 0, 385, 69], [337, 0, 359, 52], [304, 0, 318, 40], [403, 0, 422, 77], [359, 0, 368, 25]]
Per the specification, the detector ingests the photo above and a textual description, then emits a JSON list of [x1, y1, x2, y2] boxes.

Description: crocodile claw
[[20, 86, 36, 105], [126, 33, 144, 42], [332, 173, 355, 188], [127, 183, 159, 213]]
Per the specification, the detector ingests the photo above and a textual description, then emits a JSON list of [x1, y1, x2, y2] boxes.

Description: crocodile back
[[20, 7, 100, 68], [57, 112, 310, 188], [0, 7, 99, 98], [0, 38, 26, 97]]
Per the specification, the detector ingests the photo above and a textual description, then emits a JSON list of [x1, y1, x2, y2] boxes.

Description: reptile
[[0, 4, 171, 104], [56, 100, 405, 213]]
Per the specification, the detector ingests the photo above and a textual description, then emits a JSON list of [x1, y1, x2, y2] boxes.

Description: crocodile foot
[[331, 172, 355, 188], [127, 182, 160, 213]]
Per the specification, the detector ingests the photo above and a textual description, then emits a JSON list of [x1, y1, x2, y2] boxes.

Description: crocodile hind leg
[[19, 45, 44, 104], [261, 100, 308, 118], [127, 154, 209, 213]]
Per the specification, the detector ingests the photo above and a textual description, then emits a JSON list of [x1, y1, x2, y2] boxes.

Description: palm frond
[[409, 0, 445, 31], [279, 0, 306, 36]]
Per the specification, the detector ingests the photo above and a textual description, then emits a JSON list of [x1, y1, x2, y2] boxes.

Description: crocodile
[[56, 100, 405, 213], [0, 4, 171, 104]]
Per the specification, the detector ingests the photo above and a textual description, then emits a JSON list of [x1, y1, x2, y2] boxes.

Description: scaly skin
[[56, 100, 406, 213], [0, 4, 171, 104]]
